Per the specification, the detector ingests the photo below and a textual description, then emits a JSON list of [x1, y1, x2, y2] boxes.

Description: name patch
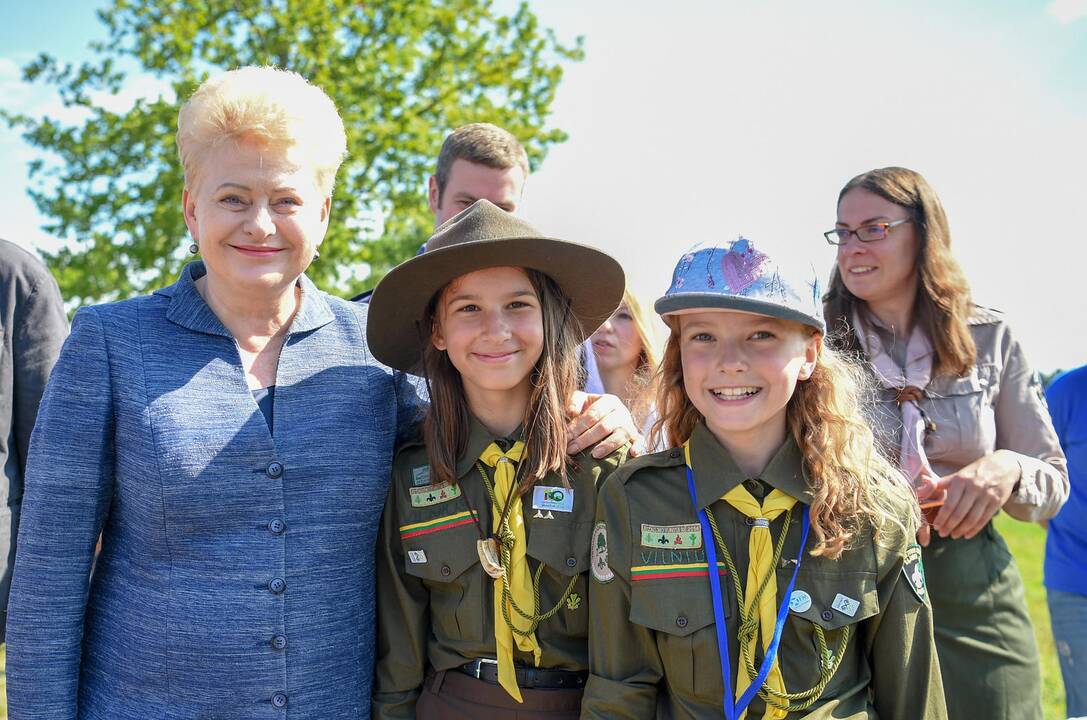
[[411, 465, 431, 487], [641, 523, 702, 549], [532, 485, 574, 513], [831, 593, 860, 618], [409, 481, 462, 507]]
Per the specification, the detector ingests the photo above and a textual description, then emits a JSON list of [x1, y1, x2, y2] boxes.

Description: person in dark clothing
[[0, 237, 67, 642]]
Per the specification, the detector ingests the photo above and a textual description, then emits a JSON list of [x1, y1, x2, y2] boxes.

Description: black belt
[[456, 659, 588, 689]]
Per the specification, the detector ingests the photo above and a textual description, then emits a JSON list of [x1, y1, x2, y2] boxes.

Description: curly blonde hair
[[651, 320, 918, 559]]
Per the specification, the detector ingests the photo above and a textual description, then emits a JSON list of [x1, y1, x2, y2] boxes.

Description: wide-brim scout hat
[[368, 199, 626, 374], [655, 237, 825, 332]]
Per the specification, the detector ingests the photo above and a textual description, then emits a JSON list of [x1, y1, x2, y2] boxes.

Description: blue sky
[[2, 0, 1086, 371]]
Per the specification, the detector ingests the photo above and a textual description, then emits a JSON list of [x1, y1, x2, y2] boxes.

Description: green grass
[[994, 513, 1066, 720], [0, 518, 1065, 719]]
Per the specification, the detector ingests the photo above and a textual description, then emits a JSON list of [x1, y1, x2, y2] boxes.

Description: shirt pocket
[[401, 522, 484, 643], [630, 577, 724, 701], [775, 568, 877, 696], [925, 363, 999, 463], [527, 519, 593, 639]]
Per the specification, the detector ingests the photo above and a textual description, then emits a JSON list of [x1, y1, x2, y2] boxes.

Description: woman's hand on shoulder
[[928, 450, 1021, 540], [565, 391, 644, 459]]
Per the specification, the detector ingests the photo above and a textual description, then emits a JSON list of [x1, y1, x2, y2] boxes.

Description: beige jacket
[[866, 306, 1068, 522]]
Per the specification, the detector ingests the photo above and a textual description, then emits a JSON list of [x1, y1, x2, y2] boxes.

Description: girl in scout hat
[[369, 200, 628, 719], [582, 238, 948, 719]]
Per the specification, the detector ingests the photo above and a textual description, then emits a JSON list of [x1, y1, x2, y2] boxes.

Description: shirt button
[[271, 634, 287, 650], [266, 461, 284, 479], [669, 449, 680, 459], [676, 615, 688, 628], [440, 564, 451, 577], [821, 610, 834, 622], [271, 692, 288, 708], [268, 519, 287, 535], [269, 577, 287, 594], [566, 557, 577, 568]]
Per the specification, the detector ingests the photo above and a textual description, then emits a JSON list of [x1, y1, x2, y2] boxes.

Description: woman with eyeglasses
[[822, 166, 1068, 720]]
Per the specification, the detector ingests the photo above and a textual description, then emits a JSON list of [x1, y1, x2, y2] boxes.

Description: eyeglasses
[[824, 218, 911, 246]]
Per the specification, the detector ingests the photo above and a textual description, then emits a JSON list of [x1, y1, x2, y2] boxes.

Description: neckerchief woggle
[[686, 467, 811, 720]]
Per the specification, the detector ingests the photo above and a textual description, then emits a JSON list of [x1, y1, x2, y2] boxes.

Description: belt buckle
[[474, 658, 498, 679]]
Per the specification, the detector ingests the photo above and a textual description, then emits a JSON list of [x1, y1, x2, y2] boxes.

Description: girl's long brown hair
[[421, 268, 582, 495], [651, 321, 917, 559], [824, 167, 976, 377]]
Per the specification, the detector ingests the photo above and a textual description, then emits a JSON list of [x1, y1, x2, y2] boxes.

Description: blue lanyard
[[686, 467, 810, 720]]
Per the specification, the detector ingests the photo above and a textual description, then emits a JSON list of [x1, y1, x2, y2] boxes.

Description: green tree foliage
[[4, 0, 582, 304]]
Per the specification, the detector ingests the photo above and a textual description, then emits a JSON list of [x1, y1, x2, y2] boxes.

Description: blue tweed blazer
[[6, 262, 422, 720]]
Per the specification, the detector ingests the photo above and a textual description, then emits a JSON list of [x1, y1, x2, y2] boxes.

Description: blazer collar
[[156, 261, 335, 337], [688, 421, 811, 509]]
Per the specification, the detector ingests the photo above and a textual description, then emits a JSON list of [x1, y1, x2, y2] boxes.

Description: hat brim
[[368, 237, 626, 374], [655, 293, 825, 332]]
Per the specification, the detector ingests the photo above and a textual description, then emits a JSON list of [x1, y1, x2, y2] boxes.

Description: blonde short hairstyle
[[176, 66, 347, 196]]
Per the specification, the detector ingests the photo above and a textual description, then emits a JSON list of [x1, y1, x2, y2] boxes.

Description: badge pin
[[407, 549, 427, 564], [788, 589, 812, 613], [565, 592, 582, 611], [831, 593, 860, 618], [411, 465, 431, 487]]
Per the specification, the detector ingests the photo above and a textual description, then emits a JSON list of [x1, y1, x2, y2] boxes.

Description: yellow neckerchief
[[480, 441, 541, 702], [686, 442, 795, 720]]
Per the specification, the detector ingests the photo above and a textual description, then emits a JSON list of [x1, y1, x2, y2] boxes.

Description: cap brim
[[368, 237, 625, 373], [655, 293, 825, 332]]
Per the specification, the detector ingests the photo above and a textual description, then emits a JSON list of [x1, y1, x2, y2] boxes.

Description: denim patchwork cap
[[655, 237, 825, 332]]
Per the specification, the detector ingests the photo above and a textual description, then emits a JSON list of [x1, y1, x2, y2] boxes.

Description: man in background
[[0, 237, 67, 642]]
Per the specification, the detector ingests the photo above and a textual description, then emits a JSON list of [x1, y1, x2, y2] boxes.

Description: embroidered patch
[[902, 543, 927, 602], [409, 481, 461, 508], [532, 486, 574, 513], [399, 510, 476, 539], [565, 592, 582, 611], [640, 523, 703, 549], [631, 561, 727, 581], [591, 522, 615, 583], [831, 593, 860, 618], [407, 550, 427, 564], [411, 465, 431, 487], [789, 589, 812, 613]]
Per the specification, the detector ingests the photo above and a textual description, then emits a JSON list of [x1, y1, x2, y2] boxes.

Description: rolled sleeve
[[993, 327, 1068, 522]]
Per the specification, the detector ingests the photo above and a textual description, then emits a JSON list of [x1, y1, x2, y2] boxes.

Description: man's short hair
[[434, 123, 530, 203]]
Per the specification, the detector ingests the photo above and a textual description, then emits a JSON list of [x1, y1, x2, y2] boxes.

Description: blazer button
[[440, 564, 452, 577], [269, 577, 287, 594], [566, 557, 577, 568], [676, 615, 688, 628], [266, 461, 284, 479], [821, 610, 834, 622], [271, 634, 287, 650], [268, 519, 287, 535], [271, 692, 288, 708]]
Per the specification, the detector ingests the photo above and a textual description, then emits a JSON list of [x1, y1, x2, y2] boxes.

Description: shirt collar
[[156, 261, 335, 337], [455, 414, 525, 480], [687, 421, 811, 509]]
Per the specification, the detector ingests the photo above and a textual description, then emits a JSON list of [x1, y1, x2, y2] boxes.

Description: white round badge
[[789, 589, 812, 613]]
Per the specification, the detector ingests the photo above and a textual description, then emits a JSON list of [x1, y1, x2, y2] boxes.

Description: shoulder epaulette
[[611, 446, 686, 485], [967, 304, 1004, 326]]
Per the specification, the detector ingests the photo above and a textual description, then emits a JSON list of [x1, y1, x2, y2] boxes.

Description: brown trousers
[[416, 670, 583, 719]]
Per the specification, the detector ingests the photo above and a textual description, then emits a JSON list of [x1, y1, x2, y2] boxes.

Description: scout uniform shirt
[[582, 422, 947, 720], [373, 416, 626, 718], [861, 307, 1068, 720]]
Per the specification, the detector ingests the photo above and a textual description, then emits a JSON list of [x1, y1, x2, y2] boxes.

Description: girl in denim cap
[[582, 238, 947, 719]]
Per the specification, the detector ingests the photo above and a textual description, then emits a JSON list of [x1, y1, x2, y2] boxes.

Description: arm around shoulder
[[6, 306, 116, 720]]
